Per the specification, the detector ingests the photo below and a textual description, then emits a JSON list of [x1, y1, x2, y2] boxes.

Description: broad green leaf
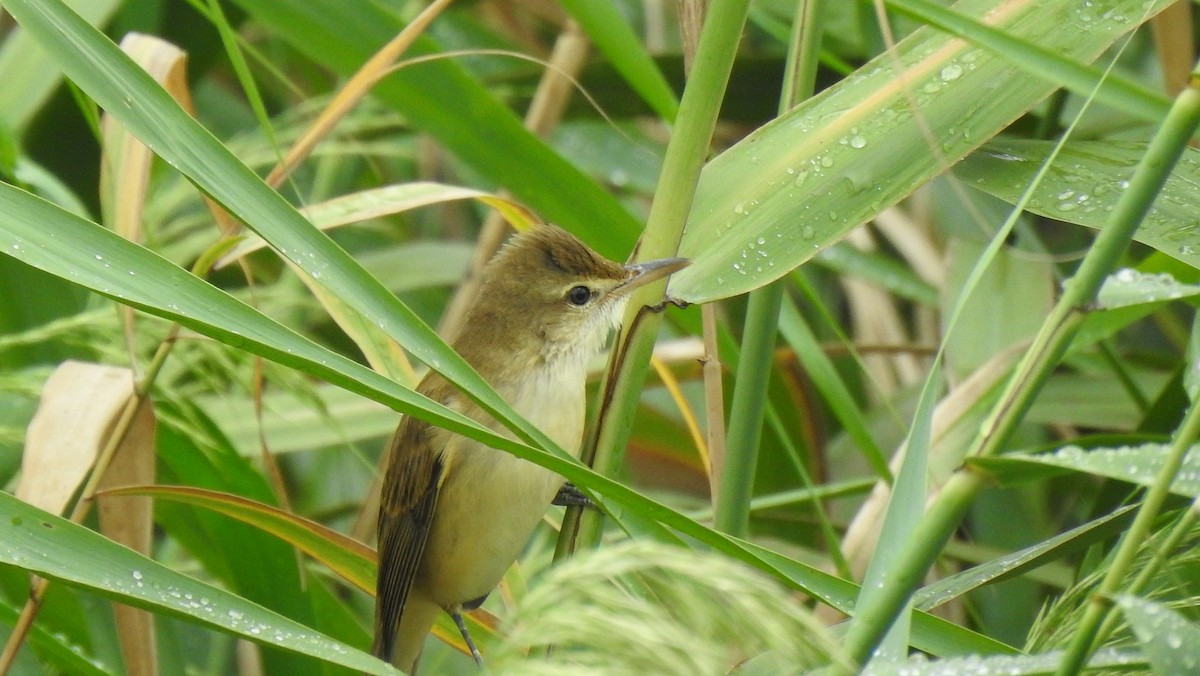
[[0, 490, 397, 675], [670, 0, 1171, 303], [913, 505, 1136, 610], [957, 140, 1200, 269], [1117, 595, 1200, 675], [1096, 268, 1200, 309], [0, 182, 522, 460], [974, 443, 1200, 497]]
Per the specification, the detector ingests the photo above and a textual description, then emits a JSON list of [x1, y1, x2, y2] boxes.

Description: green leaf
[[669, 0, 1171, 303], [913, 505, 1137, 610], [976, 443, 1200, 497], [1117, 595, 1200, 675], [1096, 268, 1200, 309], [862, 647, 1143, 675], [102, 485, 376, 594], [0, 491, 397, 675], [957, 140, 1200, 269]]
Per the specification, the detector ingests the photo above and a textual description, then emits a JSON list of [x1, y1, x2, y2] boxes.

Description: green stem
[[716, 286, 784, 536], [843, 61, 1200, 670], [1054, 397, 1200, 675], [713, 0, 823, 538], [567, 0, 753, 551]]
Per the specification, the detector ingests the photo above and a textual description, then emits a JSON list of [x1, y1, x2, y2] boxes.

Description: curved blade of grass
[[957, 140, 1200, 268], [101, 485, 376, 593], [100, 484, 500, 660], [219, 181, 532, 264], [0, 491, 397, 675], [669, 0, 1172, 303], [0, 181, 541, 475], [0, 184, 1004, 656], [913, 504, 1137, 611]]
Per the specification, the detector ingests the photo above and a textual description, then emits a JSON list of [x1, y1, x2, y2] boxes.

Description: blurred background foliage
[[2, 0, 1200, 674]]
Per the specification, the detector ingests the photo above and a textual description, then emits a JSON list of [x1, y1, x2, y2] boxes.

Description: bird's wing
[[372, 414, 444, 662]]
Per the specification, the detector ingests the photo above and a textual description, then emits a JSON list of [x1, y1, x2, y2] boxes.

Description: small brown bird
[[372, 225, 688, 672]]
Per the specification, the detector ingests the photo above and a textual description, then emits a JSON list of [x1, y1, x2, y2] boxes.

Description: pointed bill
[[621, 257, 690, 293]]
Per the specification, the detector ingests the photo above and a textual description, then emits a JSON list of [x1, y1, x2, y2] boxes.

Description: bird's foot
[[451, 609, 484, 667], [552, 482, 594, 508]]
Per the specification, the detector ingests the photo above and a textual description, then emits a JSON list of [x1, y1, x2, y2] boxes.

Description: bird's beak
[[621, 257, 690, 292]]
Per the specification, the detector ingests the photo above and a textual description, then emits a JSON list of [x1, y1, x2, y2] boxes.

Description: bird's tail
[[373, 592, 440, 675]]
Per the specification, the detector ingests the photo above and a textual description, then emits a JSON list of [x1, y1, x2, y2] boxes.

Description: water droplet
[[940, 64, 963, 81], [849, 135, 866, 149]]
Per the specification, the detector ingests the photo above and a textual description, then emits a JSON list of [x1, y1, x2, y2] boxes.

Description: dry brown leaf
[[18, 360, 158, 676], [18, 361, 135, 514]]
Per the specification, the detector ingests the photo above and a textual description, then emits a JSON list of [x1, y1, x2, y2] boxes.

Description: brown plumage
[[372, 225, 687, 672]]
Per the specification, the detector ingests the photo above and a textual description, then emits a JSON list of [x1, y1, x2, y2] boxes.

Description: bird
[[372, 224, 689, 673]]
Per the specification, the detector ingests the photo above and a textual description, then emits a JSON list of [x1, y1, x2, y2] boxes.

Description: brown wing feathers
[[372, 418, 443, 661]]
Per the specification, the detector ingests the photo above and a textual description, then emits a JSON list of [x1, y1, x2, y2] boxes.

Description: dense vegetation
[[2, 0, 1200, 674]]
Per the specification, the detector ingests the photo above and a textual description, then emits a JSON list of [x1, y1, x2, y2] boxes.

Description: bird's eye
[[566, 285, 593, 306]]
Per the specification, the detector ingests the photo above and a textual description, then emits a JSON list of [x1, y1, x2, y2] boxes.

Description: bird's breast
[[417, 364, 586, 606]]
